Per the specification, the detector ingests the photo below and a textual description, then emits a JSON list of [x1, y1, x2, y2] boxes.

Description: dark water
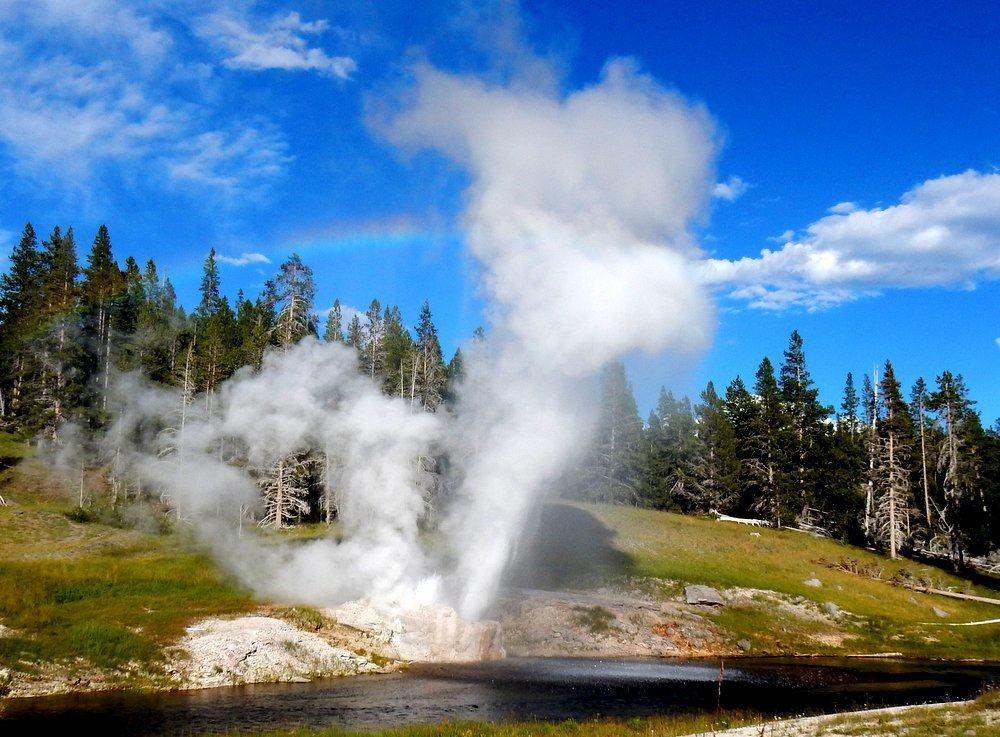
[[2, 657, 999, 736]]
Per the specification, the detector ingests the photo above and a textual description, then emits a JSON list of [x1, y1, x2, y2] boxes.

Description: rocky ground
[[496, 579, 853, 658]]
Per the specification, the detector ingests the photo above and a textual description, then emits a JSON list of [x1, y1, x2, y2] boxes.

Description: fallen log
[[920, 618, 1000, 627], [903, 583, 1000, 607]]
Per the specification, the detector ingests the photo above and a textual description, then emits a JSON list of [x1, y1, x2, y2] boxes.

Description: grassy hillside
[[0, 459, 253, 691], [571, 501, 1000, 659]]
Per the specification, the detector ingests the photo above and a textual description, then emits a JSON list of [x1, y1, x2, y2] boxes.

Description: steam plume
[[96, 57, 718, 622], [383, 59, 717, 616]]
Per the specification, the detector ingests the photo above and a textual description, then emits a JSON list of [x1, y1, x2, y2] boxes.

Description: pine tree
[[272, 254, 316, 349], [823, 373, 867, 541], [582, 361, 644, 504], [412, 300, 446, 411], [874, 361, 913, 559], [929, 371, 979, 566], [641, 389, 706, 510], [362, 298, 385, 379], [779, 330, 830, 520], [839, 372, 859, 433], [0, 223, 44, 423], [749, 357, 791, 525], [346, 314, 364, 354], [695, 380, 740, 512], [81, 224, 123, 415], [196, 248, 222, 318], [37, 225, 82, 435], [324, 299, 344, 343], [381, 305, 414, 397]]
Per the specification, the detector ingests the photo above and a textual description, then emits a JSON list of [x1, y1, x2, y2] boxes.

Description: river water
[[2, 657, 999, 735]]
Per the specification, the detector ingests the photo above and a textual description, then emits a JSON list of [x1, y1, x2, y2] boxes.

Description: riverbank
[[2, 458, 1000, 698]]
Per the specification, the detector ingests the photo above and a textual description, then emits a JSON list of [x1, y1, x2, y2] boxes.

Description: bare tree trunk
[[918, 401, 931, 525], [275, 458, 285, 529], [888, 431, 897, 559]]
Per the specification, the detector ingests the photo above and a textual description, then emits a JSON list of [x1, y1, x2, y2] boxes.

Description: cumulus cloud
[[713, 175, 749, 202], [217, 251, 271, 266], [196, 9, 357, 79], [702, 170, 1000, 310]]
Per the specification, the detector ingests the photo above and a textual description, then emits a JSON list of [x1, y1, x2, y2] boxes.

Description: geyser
[[106, 56, 719, 639]]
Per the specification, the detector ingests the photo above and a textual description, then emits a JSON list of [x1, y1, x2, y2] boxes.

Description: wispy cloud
[[217, 251, 272, 266], [0, 2, 355, 202], [701, 170, 1000, 310], [195, 9, 357, 79], [713, 175, 749, 202]]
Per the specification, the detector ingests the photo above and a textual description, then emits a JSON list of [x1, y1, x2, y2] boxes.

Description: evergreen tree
[[749, 357, 792, 525], [362, 298, 385, 379], [324, 299, 344, 343], [196, 248, 221, 318], [640, 389, 706, 511], [874, 361, 914, 559], [382, 305, 414, 397], [929, 371, 980, 565], [695, 380, 739, 512], [839, 372, 859, 432], [779, 330, 830, 520], [0, 223, 44, 422], [412, 300, 447, 411], [582, 361, 643, 504], [272, 254, 316, 349], [81, 224, 123, 415], [346, 314, 364, 354], [444, 347, 465, 405]]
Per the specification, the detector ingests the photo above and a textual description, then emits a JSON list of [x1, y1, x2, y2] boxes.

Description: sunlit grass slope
[[0, 459, 253, 684], [577, 501, 1000, 659]]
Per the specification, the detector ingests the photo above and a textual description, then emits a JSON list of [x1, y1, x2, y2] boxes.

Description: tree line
[[1, 222, 997, 568], [0, 223, 459, 525], [575, 332, 1000, 568]]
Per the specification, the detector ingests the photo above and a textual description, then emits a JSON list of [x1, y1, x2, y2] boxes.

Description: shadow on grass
[[503, 501, 635, 589]]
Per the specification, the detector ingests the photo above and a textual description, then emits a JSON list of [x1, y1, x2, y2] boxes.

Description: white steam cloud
[[382, 58, 717, 616], [104, 57, 718, 623]]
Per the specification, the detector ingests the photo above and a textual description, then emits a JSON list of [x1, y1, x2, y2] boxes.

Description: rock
[[804, 578, 823, 588], [909, 596, 919, 605], [737, 638, 752, 652], [326, 601, 505, 662], [684, 585, 724, 607], [932, 606, 950, 619], [175, 616, 382, 689], [822, 602, 841, 617]]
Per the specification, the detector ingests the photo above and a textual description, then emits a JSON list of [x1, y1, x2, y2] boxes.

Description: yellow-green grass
[[580, 502, 1000, 659], [815, 689, 1000, 736], [0, 460, 254, 681], [202, 712, 760, 737]]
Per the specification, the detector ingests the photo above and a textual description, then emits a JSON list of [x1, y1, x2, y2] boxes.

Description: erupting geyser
[[110, 56, 719, 656]]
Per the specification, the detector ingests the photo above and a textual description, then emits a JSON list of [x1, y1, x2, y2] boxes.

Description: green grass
[[576, 502, 1000, 659], [0, 459, 254, 680], [202, 712, 760, 737]]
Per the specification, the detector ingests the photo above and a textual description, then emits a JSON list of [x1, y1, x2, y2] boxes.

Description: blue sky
[[0, 0, 997, 421]]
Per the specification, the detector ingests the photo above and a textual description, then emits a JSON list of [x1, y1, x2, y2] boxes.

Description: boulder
[[932, 606, 950, 619], [822, 602, 841, 617], [737, 638, 752, 652], [684, 585, 724, 607], [804, 578, 823, 588]]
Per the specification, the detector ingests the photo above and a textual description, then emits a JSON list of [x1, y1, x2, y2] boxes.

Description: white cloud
[[701, 170, 1000, 310], [713, 175, 749, 202], [828, 201, 858, 214], [995, 337, 1000, 349], [196, 9, 357, 79], [217, 251, 271, 266], [767, 228, 796, 243], [0, 3, 355, 199]]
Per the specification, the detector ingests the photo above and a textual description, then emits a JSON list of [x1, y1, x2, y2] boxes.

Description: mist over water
[[104, 58, 719, 620]]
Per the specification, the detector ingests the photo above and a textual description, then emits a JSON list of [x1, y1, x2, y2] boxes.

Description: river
[[2, 657, 999, 736]]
